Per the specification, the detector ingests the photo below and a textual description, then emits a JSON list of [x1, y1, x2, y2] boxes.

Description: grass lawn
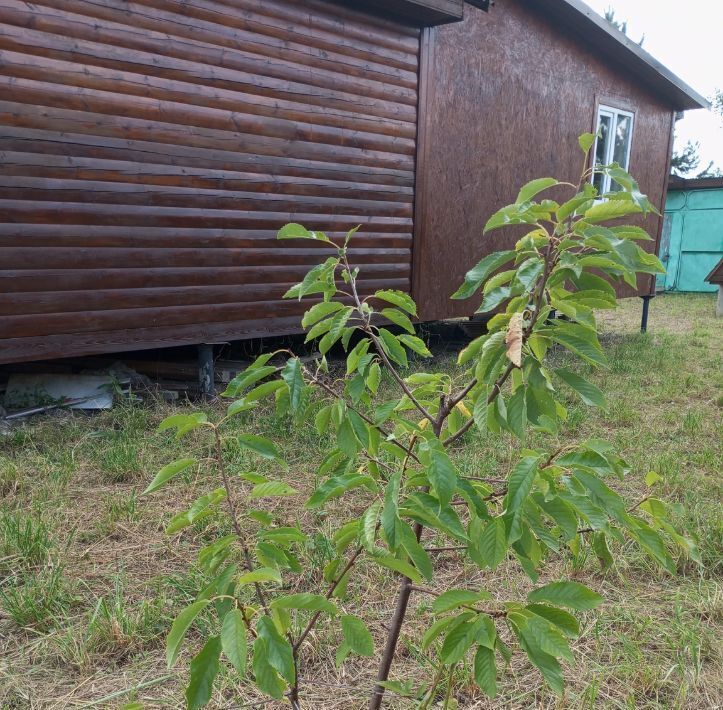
[[1, 293, 721, 709]]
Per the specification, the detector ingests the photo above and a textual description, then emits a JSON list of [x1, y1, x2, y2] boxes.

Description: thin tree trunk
[[368, 576, 414, 710]]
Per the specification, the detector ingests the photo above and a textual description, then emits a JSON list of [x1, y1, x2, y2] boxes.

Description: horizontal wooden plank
[[37, 0, 420, 68], [3, 298, 371, 337], [0, 2, 418, 90], [0, 97, 416, 172], [0, 152, 415, 202], [0, 245, 411, 269], [0, 315, 309, 363], [0, 279, 409, 315], [0, 128, 416, 187], [0, 25, 418, 121], [0, 177, 414, 217], [0, 45, 417, 139], [0, 264, 411, 292], [0, 79, 416, 160], [0, 201, 414, 231], [0, 224, 413, 249]]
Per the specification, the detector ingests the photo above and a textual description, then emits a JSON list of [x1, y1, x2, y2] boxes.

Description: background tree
[[604, 7, 644, 46]]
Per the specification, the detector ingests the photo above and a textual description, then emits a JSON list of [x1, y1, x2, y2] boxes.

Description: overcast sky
[[584, 0, 722, 172]]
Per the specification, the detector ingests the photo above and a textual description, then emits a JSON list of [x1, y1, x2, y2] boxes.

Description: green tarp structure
[[659, 177, 723, 292]]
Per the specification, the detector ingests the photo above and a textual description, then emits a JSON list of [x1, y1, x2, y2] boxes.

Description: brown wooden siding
[[0, 0, 419, 363], [413, 0, 675, 321]]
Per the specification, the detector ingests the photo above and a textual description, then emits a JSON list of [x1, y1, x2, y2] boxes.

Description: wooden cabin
[[0, 0, 708, 364]]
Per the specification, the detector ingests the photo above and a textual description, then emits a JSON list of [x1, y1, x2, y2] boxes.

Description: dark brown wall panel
[[413, 0, 675, 321], [0, 0, 419, 362]]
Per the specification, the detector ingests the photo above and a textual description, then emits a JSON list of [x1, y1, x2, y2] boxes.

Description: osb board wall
[[413, 0, 674, 321]]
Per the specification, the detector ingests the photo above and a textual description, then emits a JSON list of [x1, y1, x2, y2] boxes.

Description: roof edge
[[525, 0, 710, 111]]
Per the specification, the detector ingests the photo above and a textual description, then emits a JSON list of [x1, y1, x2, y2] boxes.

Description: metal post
[[640, 294, 652, 333], [198, 344, 214, 398]]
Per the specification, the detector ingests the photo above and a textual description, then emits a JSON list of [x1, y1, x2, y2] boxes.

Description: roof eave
[[525, 0, 710, 111]]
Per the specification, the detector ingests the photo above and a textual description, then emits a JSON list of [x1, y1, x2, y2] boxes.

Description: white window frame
[[592, 104, 634, 194]]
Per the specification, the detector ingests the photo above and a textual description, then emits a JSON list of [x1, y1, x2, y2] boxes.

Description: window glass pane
[[613, 114, 632, 167], [593, 113, 612, 192], [610, 113, 632, 191]]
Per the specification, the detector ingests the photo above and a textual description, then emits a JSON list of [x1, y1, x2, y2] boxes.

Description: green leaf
[[301, 301, 344, 329], [223, 366, 277, 398], [506, 388, 527, 440], [432, 589, 490, 614], [220, 609, 247, 675], [336, 417, 358, 457], [440, 617, 477, 664], [318, 308, 352, 353], [366, 362, 382, 394], [227, 399, 258, 417], [473, 517, 508, 570], [237, 434, 282, 460], [271, 593, 337, 614], [427, 447, 458, 508], [341, 615, 374, 656], [281, 358, 305, 413], [346, 338, 371, 375], [315, 405, 332, 435], [504, 456, 543, 514], [278, 222, 330, 242], [543, 321, 608, 367], [381, 470, 402, 549], [592, 531, 614, 570], [484, 204, 539, 233], [395, 519, 433, 581], [359, 502, 381, 551], [186, 635, 221, 710], [158, 412, 209, 438], [256, 616, 295, 684], [305, 473, 375, 508], [517, 177, 558, 204], [166, 488, 226, 534], [398, 334, 433, 357], [252, 637, 285, 699], [238, 568, 282, 586], [249, 481, 297, 499], [452, 251, 516, 300], [245, 380, 287, 406], [511, 257, 544, 293], [578, 132, 597, 153], [422, 615, 467, 650], [377, 328, 408, 367], [583, 200, 642, 223], [381, 308, 415, 334], [645, 470, 662, 487], [537, 496, 578, 541], [555, 368, 605, 407], [347, 409, 370, 449], [627, 518, 675, 572], [477, 286, 512, 314], [373, 289, 417, 317], [527, 581, 603, 610], [371, 554, 423, 583], [510, 616, 564, 695], [144, 458, 196, 495], [474, 645, 497, 698], [166, 600, 210, 668], [526, 603, 580, 638]]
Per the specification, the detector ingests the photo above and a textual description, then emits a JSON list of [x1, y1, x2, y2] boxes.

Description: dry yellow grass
[[0, 293, 721, 709]]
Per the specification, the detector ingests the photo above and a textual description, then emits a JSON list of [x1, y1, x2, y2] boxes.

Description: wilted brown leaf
[[505, 312, 524, 367]]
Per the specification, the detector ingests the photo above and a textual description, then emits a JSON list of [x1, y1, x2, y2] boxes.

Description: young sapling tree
[[146, 135, 698, 709]]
